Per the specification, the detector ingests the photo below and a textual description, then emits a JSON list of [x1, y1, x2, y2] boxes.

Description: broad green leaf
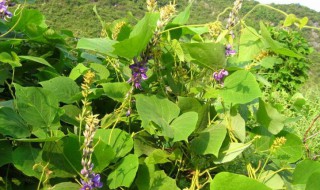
[[306, 172, 320, 190], [0, 107, 30, 138], [229, 113, 246, 142], [133, 132, 157, 157], [210, 172, 271, 190], [19, 55, 52, 67], [92, 139, 115, 173], [299, 17, 308, 29], [171, 39, 185, 62], [76, 38, 117, 56], [259, 56, 282, 69], [69, 63, 89, 80], [172, 4, 191, 25], [238, 27, 263, 62], [40, 76, 80, 103], [42, 136, 81, 177], [251, 126, 273, 152], [214, 142, 251, 164], [191, 124, 227, 156], [135, 95, 180, 135], [145, 149, 171, 165], [293, 160, 320, 184], [101, 82, 131, 102], [15, 84, 59, 131], [283, 14, 297, 27], [107, 154, 139, 189], [94, 128, 133, 160], [257, 99, 286, 134], [271, 131, 303, 163], [171, 112, 198, 142], [12, 144, 43, 179], [89, 63, 110, 81], [8, 9, 47, 32], [60, 105, 81, 126], [0, 141, 12, 167], [258, 170, 284, 189], [50, 182, 80, 190], [181, 42, 225, 69], [113, 13, 160, 59], [0, 52, 21, 67], [136, 164, 179, 190], [219, 70, 262, 104], [260, 22, 303, 58]]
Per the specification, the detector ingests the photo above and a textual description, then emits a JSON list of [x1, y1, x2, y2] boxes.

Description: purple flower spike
[[0, 0, 13, 20], [225, 44, 236, 56], [128, 59, 148, 89], [213, 69, 228, 84], [92, 174, 103, 188]]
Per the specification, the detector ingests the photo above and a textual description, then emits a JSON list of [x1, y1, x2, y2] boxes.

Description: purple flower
[[128, 59, 148, 89], [0, 0, 12, 20], [80, 172, 103, 190], [213, 69, 228, 83], [225, 44, 236, 56]]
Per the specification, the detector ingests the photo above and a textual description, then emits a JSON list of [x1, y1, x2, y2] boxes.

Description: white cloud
[[255, 0, 320, 12]]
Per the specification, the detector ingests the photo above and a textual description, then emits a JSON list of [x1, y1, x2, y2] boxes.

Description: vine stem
[[303, 113, 320, 157], [0, 2, 25, 38]]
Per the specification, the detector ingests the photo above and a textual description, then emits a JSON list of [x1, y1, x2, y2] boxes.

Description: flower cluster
[[226, 0, 243, 31], [0, 0, 13, 21], [213, 69, 228, 83], [225, 44, 236, 56], [78, 71, 103, 190], [80, 164, 103, 190], [128, 57, 148, 89]]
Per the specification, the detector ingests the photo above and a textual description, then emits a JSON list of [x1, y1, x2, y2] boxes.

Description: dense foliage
[[0, 0, 320, 190]]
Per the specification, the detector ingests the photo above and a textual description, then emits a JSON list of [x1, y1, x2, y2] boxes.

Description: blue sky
[[255, 0, 320, 12]]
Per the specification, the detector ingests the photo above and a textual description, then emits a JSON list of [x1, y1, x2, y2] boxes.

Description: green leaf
[[171, 112, 198, 142], [219, 70, 262, 104], [213, 142, 251, 164], [113, 13, 160, 59], [181, 43, 225, 69], [272, 131, 303, 163], [171, 39, 185, 62], [94, 128, 133, 160], [50, 182, 80, 190], [12, 144, 43, 179], [238, 27, 263, 62], [0, 52, 21, 67], [293, 160, 320, 185], [257, 99, 286, 135], [283, 14, 297, 27], [19, 55, 52, 68], [145, 149, 171, 165], [229, 113, 246, 142], [8, 9, 47, 32], [210, 172, 271, 190], [89, 63, 110, 81], [0, 107, 30, 138], [69, 63, 89, 80], [172, 4, 191, 25], [260, 22, 303, 58], [92, 139, 115, 173], [259, 56, 282, 69], [101, 82, 131, 102], [0, 141, 12, 167], [299, 17, 308, 29], [40, 76, 80, 103], [136, 164, 179, 190], [191, 124, 227, 156], [306, 172, 320, 190], [258, 171, 284, 189], [76, 38, 117, 56], [14, 84, 59, 131], [60, 105, 81, 126], [107, 154, 139, 189], [42, 136, 81, 177], [135, 95, 180, 135]]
